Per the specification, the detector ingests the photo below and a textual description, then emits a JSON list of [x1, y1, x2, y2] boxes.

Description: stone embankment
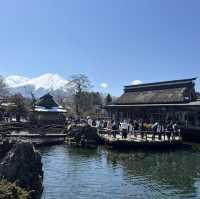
[[0, 121, 65, 135], [0, 142, 43, 199]]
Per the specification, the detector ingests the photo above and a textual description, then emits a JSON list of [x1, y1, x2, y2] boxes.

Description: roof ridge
[[124, 78, 196, 90]]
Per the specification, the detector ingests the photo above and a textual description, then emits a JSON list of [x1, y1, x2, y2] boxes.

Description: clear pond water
[[40, 144, 200, 199]]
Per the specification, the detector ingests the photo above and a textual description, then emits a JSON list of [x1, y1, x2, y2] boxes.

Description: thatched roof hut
[[115, 78, 197, 105], [30, 93, 66, 124], [105, 78, 200, 128], [34, 93, 66, 113], [36, 93, 58, 109]]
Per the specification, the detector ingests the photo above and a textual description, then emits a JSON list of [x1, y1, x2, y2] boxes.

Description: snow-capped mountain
[[5, 73, 71, 97], [6, 75, 30, 87]]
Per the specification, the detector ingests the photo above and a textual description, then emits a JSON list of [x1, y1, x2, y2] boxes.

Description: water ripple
[[40, 145, 200, 199]]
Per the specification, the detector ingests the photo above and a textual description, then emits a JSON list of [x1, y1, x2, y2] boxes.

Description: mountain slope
[[5, 73, 70, 97], [5, 75, 30, 87]]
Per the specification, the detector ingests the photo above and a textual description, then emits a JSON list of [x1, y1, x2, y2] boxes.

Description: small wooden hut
[[30, 93, 67, 124]]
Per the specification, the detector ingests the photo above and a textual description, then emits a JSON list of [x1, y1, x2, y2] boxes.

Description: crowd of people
[[86, 117, 181, 140], [0, 111, 12, 123]]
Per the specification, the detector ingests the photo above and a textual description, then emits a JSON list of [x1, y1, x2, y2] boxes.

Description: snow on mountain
[[27, 73, 69, 90], [5, 73, 70, 97], [5, 75, 30, 88]]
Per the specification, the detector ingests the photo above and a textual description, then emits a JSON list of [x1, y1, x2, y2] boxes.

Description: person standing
[[120, 120, 128, 139], [96, 119, 100, 128], [87, 117, 93, 126], [129, 120, 134, 135], [112, 120, 118, 138], [157, 122, 162, 140], [107, 120, 112, 130]]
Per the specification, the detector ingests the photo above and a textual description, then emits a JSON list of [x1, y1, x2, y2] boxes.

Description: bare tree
[[67, 74, 91, 93], [105, 93, 112, 105], [23, 85, 36, 110], [0, 75, 8, 97], [24, 85, 35, 98], [9, 94, 28, 122], [66, 74, 92, 115], [54, 94, 66, 107]]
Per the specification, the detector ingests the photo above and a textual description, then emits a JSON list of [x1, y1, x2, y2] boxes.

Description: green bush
[[0, 180, 30, 199]]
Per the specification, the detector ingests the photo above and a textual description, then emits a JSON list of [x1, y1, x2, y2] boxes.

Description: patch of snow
[[28, 73, 69, 90], [34, 105, 67, 113], [5, 75, 30, 87]]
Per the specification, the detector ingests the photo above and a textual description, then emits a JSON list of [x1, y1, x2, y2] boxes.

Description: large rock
[[0, 142, 43, 199], [67, 125, 100, 147]]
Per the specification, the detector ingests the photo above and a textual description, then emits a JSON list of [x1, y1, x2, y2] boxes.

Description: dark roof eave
[[104, 101, 200, 108], [114, 101, 187, 105]]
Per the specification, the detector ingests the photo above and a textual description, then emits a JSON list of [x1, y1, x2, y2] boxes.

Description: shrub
[[0, 180, 30, 199]]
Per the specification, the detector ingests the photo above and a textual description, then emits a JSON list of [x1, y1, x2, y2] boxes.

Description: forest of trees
[[0, 74, 115, 119]]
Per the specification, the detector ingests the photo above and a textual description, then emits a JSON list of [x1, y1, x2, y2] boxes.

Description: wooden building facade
[[105, 78, 200, 128]]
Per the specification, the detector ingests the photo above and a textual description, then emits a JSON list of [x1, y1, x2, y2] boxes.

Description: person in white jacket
[[120, 120, 128, 139]]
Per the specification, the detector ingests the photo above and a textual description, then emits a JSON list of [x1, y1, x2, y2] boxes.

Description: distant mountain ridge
[[5, 73, 70, 97]]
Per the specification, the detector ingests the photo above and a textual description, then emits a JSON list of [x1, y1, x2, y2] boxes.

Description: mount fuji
[[5, 73, 71, 97]]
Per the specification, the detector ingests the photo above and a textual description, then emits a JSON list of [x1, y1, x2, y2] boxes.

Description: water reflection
[[40, 145, 200, 199], [106, 148, 200, 198]]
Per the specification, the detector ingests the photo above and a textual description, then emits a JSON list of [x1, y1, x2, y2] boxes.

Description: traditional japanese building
[[30, 93, 67, 124], [105, 78, 200, 128]]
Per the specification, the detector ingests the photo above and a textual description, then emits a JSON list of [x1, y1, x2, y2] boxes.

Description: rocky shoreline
[[0, 142, 43, 199], [0, 123, 101, 198], [0, 121, 65, 134]]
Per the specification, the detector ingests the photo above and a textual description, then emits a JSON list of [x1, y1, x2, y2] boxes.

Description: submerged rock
[[0, 142, 43, 199]]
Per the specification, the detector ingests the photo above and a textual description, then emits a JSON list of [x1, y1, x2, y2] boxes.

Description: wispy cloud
[[100, 82, 108, 88], [131, 80, 142, 85]]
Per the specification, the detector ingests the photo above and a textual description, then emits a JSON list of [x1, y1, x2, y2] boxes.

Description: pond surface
[[40, 144, 200, 199]]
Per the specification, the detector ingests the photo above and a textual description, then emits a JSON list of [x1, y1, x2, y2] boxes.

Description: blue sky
[[0, 0, 199, 96]]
